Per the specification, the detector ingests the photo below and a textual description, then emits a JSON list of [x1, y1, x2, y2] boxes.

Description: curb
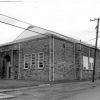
[[0, 84, 51, 93], [0, 82, 98, 93]]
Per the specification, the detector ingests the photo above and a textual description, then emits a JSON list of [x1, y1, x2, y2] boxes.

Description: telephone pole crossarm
[[90, 18, 98, 21]]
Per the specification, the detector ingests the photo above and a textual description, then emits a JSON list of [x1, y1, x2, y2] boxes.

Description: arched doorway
[[2, 55, 11, 79]]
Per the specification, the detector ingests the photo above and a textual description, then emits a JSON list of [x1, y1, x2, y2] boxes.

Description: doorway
[[2, 55, 11, 79]]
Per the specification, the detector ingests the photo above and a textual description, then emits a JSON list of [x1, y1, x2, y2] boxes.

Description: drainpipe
[[52, 35, 55, 81], [80, 40, 83, 80], [88, 47, 90, 69], [49, 36, 51, 81], [18, 43, 20, 79], [49, 35, 55, 81], [74, 43, 76, 79]]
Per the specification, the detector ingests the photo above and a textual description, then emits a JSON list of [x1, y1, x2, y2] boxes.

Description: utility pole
[[90, 18, 99, 82]]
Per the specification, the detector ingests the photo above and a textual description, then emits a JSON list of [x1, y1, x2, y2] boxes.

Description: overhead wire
[[0, 20, 49, 37], [0, 14, 100, 44], [0, 13, 32, 26], [0, 14, 78, 41], [0, 14, 50, 40], [86, 35, 100, 43], [0, 18, 99, 44]]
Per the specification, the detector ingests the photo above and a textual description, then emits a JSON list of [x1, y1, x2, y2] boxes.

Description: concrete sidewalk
[[0, 80, 100, 100], [0, 80, 42, 89], [0, 80, 100, 93]]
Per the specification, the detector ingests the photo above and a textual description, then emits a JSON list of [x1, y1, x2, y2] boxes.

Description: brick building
[[0, 25, 100, 81]]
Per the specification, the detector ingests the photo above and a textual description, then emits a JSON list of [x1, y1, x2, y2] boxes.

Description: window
[[89, 57, 94, 70], [83, 56, 94, 70], [31, 53, 36, 67], [24, 54, 31, 69], [83, 56, 88, 70], [38, 52, 44, 69]]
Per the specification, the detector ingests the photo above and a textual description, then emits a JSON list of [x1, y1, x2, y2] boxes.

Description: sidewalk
[[0, 80, 100, 99], [0, 80, 41, 89], [0, 79, 100, 93]]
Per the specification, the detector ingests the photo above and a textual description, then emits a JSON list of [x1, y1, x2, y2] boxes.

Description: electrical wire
[[86, 35, 100, 42], [0, 13, 31, 26], [0, 14, 76, 41], [1, 14, 100, 44], [0, 20, 48, 37]]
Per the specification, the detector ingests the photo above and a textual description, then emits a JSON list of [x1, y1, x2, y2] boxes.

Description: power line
[[87, 37, 96, 42], [0, 15, 75, 42], [1, 14, 100, 45], [0, 14, 47, 40], [0, 20, 49, 37], [0, 13, 31, 26], [0, 17, 99, 44], [0, 14, 77, 41], [86, 35, 100, 42]]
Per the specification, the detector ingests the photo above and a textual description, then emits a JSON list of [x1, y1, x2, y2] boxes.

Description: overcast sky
[[0, 0, 100, 46]]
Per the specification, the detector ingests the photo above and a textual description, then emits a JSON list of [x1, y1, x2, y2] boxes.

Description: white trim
[[38, 52, 44, 69]]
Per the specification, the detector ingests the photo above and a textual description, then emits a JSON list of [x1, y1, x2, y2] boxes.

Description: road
[[1, 83, 100, 100], [66, 86, 100, 100]]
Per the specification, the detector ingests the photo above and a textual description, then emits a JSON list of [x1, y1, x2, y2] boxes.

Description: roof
[[0, 25, 96, 48]]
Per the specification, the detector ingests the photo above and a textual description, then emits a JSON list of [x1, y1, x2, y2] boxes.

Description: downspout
[[88, 47, 90, 69], [80, 40, 83, 80], [52, 35, 55, 81], [88, 47, 90, 79], [49, 35, 55, 81], [49, 36, 51, 81], [18, 43, 20, 79], [74, 43, 76, 79]]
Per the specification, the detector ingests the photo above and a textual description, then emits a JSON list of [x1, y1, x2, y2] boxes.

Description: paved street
[[0, 81, 98, 100], [66, 86, 100, 100], [0, 80, 100, 100]]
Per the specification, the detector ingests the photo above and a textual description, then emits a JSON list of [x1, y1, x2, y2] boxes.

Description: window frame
[[38, 52, 44, 69], [83, 56, 94, 70], [83, 56, 89, 70], [89, 57, 94, 70], [31, 53, 36, 67], [24, 54, 31, 69]]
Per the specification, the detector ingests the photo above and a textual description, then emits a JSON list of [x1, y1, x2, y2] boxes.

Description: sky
[[0, 0, 100, 46]]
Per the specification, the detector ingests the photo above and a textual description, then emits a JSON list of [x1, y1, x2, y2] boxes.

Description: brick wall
[[75, 43, 81, 80], [0, 36, 100, 81], [19, 37, 50, 81], [54, 37, 75, 81], [75, 43, 100, 80]]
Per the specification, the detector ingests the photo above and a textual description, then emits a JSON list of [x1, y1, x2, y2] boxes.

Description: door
[[2, 55, 11, 79]]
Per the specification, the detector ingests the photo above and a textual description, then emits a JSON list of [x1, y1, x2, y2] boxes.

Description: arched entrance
[[2, 55, 11, 79]]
